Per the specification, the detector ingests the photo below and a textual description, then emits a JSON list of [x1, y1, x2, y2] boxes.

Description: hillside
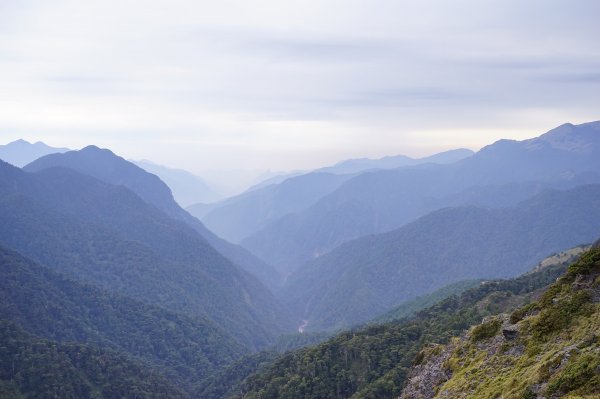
[[400, 245, 600, 398], [23, 145, 282, 290], [0, 320, 187, 398], [0, 245, 246, 390], [0, 160, 292, 348], [241, 121, 600, 272], [221, 245, 580, 398], [281, 185, 600, 331]]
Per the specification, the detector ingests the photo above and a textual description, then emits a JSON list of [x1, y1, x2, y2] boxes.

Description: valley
[[1, 121, 599, 397]]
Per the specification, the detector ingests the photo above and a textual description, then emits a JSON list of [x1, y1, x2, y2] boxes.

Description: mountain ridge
[[24, 145, 283, 290]]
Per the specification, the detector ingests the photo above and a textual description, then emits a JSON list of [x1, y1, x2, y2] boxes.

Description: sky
[[0, 0, 599, 189]]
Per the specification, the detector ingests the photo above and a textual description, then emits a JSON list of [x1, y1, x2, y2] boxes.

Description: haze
[[1, 0, 599, 183]]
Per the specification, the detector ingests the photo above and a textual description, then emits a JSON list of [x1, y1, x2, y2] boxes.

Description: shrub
[[471, 319, 501, 342]]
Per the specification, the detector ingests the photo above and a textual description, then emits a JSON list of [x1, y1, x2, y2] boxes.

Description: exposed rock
[[398, 342, 457, 399], [502, 328, 519, 340]]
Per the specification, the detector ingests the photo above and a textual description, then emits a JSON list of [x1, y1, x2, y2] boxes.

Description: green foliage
[[0, 320, 187, 398], [0, 245, 247, 392], [510, 302, 539, 324], [546, 353, 600, 396], [228, 259, 569, 398], [269, 331, 335, 353], [470, 318, 501, 342], [521, 386, 536, 399], [531, 289, 593, 342], [372, 279, 482, 324], [413, 246, 600, 399], [195, 352, 279, 399]]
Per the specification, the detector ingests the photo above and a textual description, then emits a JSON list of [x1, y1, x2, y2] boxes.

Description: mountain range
[[191, 148, 475, 248], [241, 121, 600, 274], [0, 139, 69, 167], [24, 146, 283, 290], [204, 243, 588, 398], [281, 184, 600, 331], [1, 157, 291, 348], [1, 120, 599, 398]]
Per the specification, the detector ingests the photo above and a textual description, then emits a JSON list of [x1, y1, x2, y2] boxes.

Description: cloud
[[0, 0, 599, 184]]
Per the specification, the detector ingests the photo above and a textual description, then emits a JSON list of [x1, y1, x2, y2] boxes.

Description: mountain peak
[[528, 120, 600, 152], [0, 139, 69, 167], [9, 139, 30, 145], [80, 144, 114, 155]]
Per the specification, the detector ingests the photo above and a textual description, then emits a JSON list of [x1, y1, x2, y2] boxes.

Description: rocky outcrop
[[399, 247, 600, 399], [398, 342, 457, 399]]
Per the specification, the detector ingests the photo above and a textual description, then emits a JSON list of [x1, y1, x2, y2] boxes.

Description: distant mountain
[[281, 184, 600, 331], [246, 170, 306, 192], [241, 121, 600, 273], [195, 149, 473, 245], [134, 159, 221, 206], [316, 148, 474, 175], [23, 146, 282, 290], [1, 159, 292, 348], [199, 172, 356, 243], [243, 148, 473, 194], [0, 245, 246, 390], [0, 139, 69, 167]]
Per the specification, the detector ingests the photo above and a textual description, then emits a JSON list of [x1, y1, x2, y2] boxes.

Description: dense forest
[[209, 252, 576, 398], [0, 320, 187, 398]]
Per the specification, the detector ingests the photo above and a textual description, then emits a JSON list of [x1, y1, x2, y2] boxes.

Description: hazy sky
[[1, 0, 599, 179]]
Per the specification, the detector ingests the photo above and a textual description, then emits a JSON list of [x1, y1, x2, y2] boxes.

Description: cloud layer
[[0, 0, 599, 178]]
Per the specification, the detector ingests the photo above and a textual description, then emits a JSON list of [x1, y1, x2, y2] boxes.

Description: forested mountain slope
[[282, 184, 600, 331], [0, 320, 187, 399], [214, 244, 583, 398], [24, 146, 282, 290], [0, 160, 292, 348], [0, 245, 246, 390]]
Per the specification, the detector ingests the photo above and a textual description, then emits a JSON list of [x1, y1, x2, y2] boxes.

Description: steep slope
[[0, 139, 69, 167], [242, 121, 600, 271], [400, 245, 600, 399], [0, 160, 292, 348], [0, 320, 187, 398], [282, 185, 600, 331], [134, 159, 221, 206], [200, 172, 355, 243], [23, 145, 281, 290], [0, 245, 246, 390], [223, 246, 581, 399]]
